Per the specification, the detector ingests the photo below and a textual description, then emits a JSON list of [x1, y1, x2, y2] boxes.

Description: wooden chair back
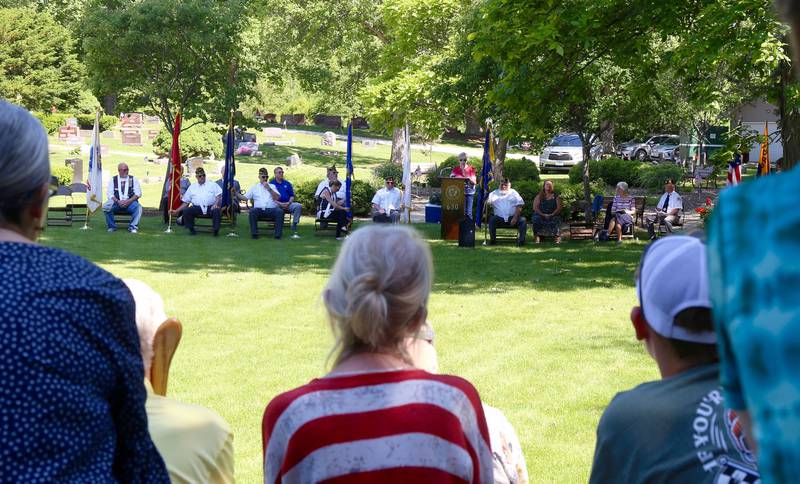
[[149, 318, 182, 396]]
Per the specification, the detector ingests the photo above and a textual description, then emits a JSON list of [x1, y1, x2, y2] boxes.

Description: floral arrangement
[[695, 197, 714, 225]]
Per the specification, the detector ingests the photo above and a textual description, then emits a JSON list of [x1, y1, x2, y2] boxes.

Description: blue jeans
[[104, 201, 142, 230], [464, 192, 475, 219]]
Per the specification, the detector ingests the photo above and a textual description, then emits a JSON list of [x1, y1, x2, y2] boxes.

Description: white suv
[[539, 133, 586, 173]]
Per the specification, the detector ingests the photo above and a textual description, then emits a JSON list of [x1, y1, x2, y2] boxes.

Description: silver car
[[618, 134, 678, 161], [650, 136, 680, 162], [539, 133, 600, 173]]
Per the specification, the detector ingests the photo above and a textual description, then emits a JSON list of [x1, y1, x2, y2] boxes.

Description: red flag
[[168, 112, 183, 211]]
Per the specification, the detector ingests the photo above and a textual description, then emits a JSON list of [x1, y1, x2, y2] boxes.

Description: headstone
[[145, 115, 160, 124], [66, 137, 83, 146], [65, 158, 83, 183], [280, 114, 306, 126], [313, 114, 342, 128], [58, 125, 79, 140], [242, 132, 257, 143], [362, 139, 377, 148], [147, 130, 159, 140], [187, 157, 204, 173], [263, 127, 283, 138], [264, 113, 277, 123], [351, 117, 370, 129], [121, 129, 142, 145], [322, 131, 337, 147], [102, 131, 115, 138], [121, 112, 144, 127], [287, 153, 302, 166], [65, 117, 78, 127], [79, 129, 93, 138]]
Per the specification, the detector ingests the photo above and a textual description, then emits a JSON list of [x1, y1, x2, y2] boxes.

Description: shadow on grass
[[42, 217, 645, 295]]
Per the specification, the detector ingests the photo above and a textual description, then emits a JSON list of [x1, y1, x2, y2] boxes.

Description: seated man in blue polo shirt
[[269, 166, 302, 238]]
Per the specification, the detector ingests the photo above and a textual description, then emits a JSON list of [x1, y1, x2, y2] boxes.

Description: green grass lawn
[[41, 217, 656, 482]]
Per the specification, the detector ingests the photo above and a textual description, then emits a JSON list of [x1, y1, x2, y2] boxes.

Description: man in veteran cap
[[170, 166, 223, 236], [589, 236, 760, 483]]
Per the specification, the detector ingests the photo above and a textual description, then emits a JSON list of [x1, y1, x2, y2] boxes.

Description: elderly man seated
[[646, 178, 683, 239], [124, 279, 234, 484], [371, 176, 404, 223], [246, 167, 284, 239], [170, 167, 223, 236], [487, 178, 527, 246], [103, 163, 143, 233]]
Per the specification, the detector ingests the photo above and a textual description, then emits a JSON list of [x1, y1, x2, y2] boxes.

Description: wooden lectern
[[440, 177, 465, 240]]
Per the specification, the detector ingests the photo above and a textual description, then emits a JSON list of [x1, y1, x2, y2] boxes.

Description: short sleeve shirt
[[271, 179, 295, 203], [245, 182, 279, 209], [487, 188, 524, 221], [371, 187, 403, 212], [182, 181, 222, 206], [656, 191, 683, 212]]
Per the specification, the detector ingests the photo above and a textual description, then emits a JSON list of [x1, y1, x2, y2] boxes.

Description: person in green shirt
[[590, 236, 759, 483]]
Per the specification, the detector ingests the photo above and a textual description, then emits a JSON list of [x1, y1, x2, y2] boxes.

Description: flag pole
[[226, 109, 238, 237], [81, 108, 102, 231]]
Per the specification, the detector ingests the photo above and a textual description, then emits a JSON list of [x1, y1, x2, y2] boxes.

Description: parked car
[[650, 136, 681, 162], [540, 133, 599, 173], [617, 134, 678, 161]]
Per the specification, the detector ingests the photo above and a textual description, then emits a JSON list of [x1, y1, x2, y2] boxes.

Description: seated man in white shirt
[[245, 167, 284, 239], [487, 178, 527, 246], [170, 166, 223, 236], [103, 163, 143, 233], [646, 178, 683, 239], [371, 176, 404, 223]]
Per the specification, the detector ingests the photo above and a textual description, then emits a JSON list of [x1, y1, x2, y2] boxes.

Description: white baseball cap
[[636, 235, 715, 344]]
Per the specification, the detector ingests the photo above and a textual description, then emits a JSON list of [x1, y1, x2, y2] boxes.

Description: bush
[[373, 162, 406, 186], [32, 112, 68, 134], [553, 180, 605, 221], [503, 157, 540, 183], [75, 114, 118, 131], [428, 155, 481, 188], [152, 122, 222, 159], [51, 165, 73, 186], [569, 157, 640, 187], [294, 178, 377, 217], [637, 164, 685, 190]]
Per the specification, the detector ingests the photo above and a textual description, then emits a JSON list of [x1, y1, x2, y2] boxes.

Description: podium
[[440, 177, 465, 240]]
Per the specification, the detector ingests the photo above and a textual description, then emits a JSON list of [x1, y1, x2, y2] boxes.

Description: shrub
[[428, 155, 481, 188], [152, 122, 222, 159], [373, 162, 406, 186], [75, 114, 118, 131], [553, 180, 605, 221], [32, 112, 68, 134], [503, 157, 540, 183], [51, 165, 73, 186], [569, 157, 640, 187], [637, 164, 685, 190], [294, 178, 377, 217]]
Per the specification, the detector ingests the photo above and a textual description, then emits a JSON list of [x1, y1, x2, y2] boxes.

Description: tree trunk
[[600, 120, 614, 156], [390, 127, 405, 164], [494, 137, 508, 179], [102, 93, 117, 115], [464, 109, 482, 137], [778, 56, 800, 170], [583, 143, 592, 224]]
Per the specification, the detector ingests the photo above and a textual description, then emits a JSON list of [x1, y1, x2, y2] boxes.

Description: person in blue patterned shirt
[[0, 101, 168, 482]]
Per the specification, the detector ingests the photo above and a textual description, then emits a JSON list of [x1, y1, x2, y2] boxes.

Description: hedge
[[294, 178, 377, 217], [152, 122, 222, 159], [32, 112, 117, 134], [52, 166, 73, 186], [502, 157, 540, 184], [568, 157, 640, 187], [373, 162, 406, 187], [637, 164, 685, 190]]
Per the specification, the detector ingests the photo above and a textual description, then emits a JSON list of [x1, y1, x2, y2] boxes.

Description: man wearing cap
[[270, 166, 302, 238], [371, 176, 404, 223], [170, 167, 223, 236], [314, 165, 345, 202], [215, 164, 245, 219], [104, 163, 143, 233], [450, 153, 477, 218], [245, 168, 284, 239], [486, 178, 526, 246], [589, 236, 760, 483], [646, 178, 682, 239]]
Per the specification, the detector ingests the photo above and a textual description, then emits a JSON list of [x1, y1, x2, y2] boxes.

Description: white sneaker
[[129, 227, 138, 234], [291, 233, 300, 239], [107, 228, 115, 232]]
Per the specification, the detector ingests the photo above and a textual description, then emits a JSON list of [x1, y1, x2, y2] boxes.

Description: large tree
[[0, 7, 83, 110], [82, 0, 259, 132]]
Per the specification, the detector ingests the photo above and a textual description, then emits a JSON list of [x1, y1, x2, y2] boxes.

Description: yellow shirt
[[145, 380, 234, 483]]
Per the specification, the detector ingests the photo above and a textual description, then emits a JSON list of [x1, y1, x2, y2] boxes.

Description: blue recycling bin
[[425, 204, 441, 224]]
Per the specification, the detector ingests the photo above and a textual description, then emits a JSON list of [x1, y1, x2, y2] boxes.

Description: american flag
[[727, 154, 741, 186]]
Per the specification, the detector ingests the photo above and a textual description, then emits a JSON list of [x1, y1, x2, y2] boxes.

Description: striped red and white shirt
[[262, 369, 494, 483]]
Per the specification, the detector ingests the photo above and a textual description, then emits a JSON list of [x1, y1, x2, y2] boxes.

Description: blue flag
[[475, 126, 494, 227], [221, 121, 236, 212], [345, 123, 353, 218]]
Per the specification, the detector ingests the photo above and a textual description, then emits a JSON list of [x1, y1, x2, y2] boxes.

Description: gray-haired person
[[0, 101, 169, 482]]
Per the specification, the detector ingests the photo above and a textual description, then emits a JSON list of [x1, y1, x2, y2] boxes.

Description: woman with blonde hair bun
[[262, 225, 494, 483]]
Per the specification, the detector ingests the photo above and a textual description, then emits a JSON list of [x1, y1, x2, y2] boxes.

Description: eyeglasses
[[386, 181, 394, 184], [197, 174, 205, 178], [260, 175, 268, 179], [458, 158, 466, 162]]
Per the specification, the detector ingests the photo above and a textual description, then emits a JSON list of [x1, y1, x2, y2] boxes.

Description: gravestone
[[280, 114, 306, 126], [264, 113, 277, 123], [121, 112, 144, 127], [286, 153, 302, 166], [145, 115, 160, 124], [121, 129, 142, 145], [362, 140, 377, 148], [102, 131, 115, 138], [321, 131, 337, 147], [58, 126, 79, 140], [263, 127, 283, 138], [242, 132, 257, 143], [313, 114, 342, 128], [351, 117, 370, 129], [65, 158, 83, 183], [65, 117, 79, 127], [79, 129, 93, 138], [147, 130, 159, 140]]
